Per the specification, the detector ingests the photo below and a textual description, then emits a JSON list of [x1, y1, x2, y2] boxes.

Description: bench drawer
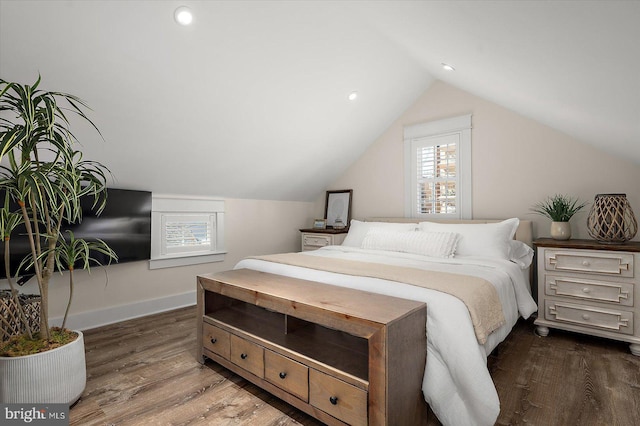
[[309, 369, 367, 426], [203, 323, 230, 359], [230, 334, 264, 378], [265, 350, 309, 402]]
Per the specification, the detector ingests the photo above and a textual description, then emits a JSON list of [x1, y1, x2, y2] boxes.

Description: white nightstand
[[534, 238, 640, 356], [299, 228, 347, 252]]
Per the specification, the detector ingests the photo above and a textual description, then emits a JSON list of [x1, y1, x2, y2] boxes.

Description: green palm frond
[[531, 195, 587, 222], [0, 192, 23, 241], [42, 230, 118, 329], [42, 230, 118, 273]]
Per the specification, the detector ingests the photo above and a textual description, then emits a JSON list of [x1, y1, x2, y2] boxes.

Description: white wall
[[2, 197, 315, 330], [322, 80, 640, 240]]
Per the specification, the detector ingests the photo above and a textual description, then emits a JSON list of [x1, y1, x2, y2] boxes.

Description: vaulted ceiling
[[1, 1, 638, 201]]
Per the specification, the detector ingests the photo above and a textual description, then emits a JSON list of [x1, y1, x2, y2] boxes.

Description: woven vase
[[0, 291, 41, 342], [587, 194, 638, 243]]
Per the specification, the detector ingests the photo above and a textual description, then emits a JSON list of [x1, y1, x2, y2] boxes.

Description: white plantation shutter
[[404, 115, 471, 219], [161, 214, 215, 255], [416, 135, 458, 215], [150, 196, 225, 269]]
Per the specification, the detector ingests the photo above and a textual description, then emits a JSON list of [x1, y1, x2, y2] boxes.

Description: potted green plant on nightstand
[[531, 194, 587, 240], [0, 76, 117, 404]]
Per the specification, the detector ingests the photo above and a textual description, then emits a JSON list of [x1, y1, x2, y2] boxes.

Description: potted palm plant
[[0, 76, 117, 404], [531, 194, 587, 240]]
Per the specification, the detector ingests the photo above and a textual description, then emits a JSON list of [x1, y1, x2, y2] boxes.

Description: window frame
[[404, 114, 472, 219], [149, 195, 226, 270]]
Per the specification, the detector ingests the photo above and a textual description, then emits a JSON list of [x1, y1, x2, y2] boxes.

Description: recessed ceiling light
[[441, 63, 455, 72], [348, 91, 358, 101], [174, 6, 193, 26]]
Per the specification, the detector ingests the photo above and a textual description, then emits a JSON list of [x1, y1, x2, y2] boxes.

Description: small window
[[404, 114, 472, 219], [150, 196, 225, 269]]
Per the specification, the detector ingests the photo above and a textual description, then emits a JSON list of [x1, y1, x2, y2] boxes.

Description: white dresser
[[299, 229, 347, 252], [534, 238, 640, 356]]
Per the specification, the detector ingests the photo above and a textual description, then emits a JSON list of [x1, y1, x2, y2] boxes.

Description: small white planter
[[0, 331, 86, 405], [550, 221, 571, 240]]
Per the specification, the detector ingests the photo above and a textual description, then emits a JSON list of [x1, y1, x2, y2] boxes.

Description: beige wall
[[3, 197, 315, 328], [324, 80, 640, 241]]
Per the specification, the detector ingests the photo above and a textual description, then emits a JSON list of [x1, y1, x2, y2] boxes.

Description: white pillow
[[361, 229, 459, 258], [341, 220, 417, 247], [418, 218, 519, 260], [508, 240, 534, 268]]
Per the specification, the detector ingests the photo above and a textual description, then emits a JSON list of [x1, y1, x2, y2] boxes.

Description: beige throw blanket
[[250, 253, 505, 344]]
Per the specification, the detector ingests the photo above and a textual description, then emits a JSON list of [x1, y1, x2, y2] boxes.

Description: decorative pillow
[[361, 229, 459, 258], [341, 220, 418, 247], [508, 240, 534, 268], [418, 218, 519, 260]]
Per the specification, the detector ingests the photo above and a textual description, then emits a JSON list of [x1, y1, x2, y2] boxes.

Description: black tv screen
[[0, 188, 152, 279]]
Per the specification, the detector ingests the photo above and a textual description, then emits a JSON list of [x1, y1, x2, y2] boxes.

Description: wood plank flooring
[[488, 319, 640, 426], [69, 306, 640, 426]]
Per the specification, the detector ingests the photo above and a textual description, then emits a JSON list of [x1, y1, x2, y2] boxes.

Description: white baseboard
[[51, 291, 197, 331]]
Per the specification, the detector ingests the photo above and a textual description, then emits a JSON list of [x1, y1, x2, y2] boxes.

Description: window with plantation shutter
[[404, 115, 472, 219], [150, 196, 225, 269], [161, 214, 214, 256]]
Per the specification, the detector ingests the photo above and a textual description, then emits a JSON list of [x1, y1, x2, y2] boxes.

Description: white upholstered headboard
[[366, 218, 534, 248]]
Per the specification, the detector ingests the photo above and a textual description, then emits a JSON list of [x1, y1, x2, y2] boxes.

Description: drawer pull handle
[[329, 396, 338, 405], [582, 260, 590, 267], [279, 372, 287, 379], [210, 338, 217, 344], [582, 288, 591, 294], [240, 353, 248, 360], [582, 314, 590, 321]]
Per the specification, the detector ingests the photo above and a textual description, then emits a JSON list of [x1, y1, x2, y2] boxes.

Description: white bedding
[[235, 245, 537, 426]]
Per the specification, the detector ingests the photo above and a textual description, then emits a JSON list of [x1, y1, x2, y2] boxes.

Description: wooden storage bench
[[196, 268, 428, 425]]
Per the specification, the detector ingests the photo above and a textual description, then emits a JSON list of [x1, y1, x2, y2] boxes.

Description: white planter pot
[[550, 221, 571, 240], [0, 331, 86, 405]]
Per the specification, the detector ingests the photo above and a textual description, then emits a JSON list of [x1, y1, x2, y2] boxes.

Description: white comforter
[[235, 246, 538, 426]]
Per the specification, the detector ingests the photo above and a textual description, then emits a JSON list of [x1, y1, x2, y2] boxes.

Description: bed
[[235, 218, 538, 426]]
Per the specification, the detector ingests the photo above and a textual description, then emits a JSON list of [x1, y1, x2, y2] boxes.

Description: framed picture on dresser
[[312, 219, 327, 229], [324, 189, 352, 229]]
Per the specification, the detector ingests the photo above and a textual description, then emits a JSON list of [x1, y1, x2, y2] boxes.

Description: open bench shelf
[[205, 297, 369, 382]]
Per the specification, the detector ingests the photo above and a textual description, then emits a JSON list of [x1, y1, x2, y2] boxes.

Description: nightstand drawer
[[544, 275, 634, 306], [545, 250, 633, 277], [264, 350, 309, 402], [203, 323, 230, 359], [303, 235, 332, 248], [545, 300, 634, 335]]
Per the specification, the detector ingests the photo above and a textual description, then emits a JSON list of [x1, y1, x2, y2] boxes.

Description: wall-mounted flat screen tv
[[0, 188, 152, 280]]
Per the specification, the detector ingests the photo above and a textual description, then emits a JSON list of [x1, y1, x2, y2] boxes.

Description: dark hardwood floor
[[488, 317, 640, 426], [69, 306, 640, 426]]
